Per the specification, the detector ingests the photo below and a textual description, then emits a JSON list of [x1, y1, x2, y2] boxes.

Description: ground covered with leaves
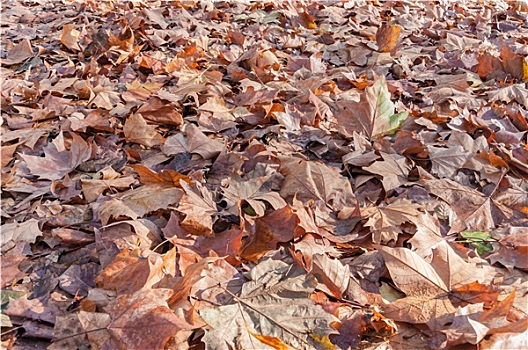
[[2, 0, 528, 349]]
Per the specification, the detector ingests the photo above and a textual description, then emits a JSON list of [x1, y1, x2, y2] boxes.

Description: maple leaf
[[95, 248, 163, 294], [488, 227, 528, 271], [335, 76, 409, 139], [130, 164, 191, 187], [80, 175, 136, 203], [362, 199, 422, 244], [136, 97, 183, 126], [441, 291, 523, 348], [427, 145, 471, 178], [95, 184, 183, 225], [123, 113, 165, 147], [51, 289, 193, 350], [223, 175, 286, 217], [2, 38, 34, 65], [363, 152, 411, 192], [200, 259, 338, 350], [61, 23, 82, 51], [310, 253, 350, 299], [280, 158, 355, 211], [20, 132, 92, 181], [162, 123, 224, 160], [379, 246, 456, 329], [424, 179, 512, 232], [240, 205, 301, 262], [176, 181, 218, 236], [379, 241, 491, 332], [376, 23, 401, 54], [1, 218, 42, 254]]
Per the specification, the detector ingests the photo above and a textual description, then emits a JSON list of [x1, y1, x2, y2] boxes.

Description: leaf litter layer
[[1, 0, 528, 349]]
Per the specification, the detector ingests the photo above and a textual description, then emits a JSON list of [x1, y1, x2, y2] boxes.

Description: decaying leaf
[[61, 23, 82, 51], [201, 259, 337, 350], [20, 132, 92, 181], [124, 113, 165, 147], [95, 184, 183, 225], [362, 200, 422, 244], [336, 76, 409, 139], [376, 23, 401, 54], [4, 1, 528, 349]]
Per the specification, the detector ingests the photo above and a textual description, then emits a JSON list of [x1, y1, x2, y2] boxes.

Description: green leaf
[[460, 231, 493, 255], [460, 231, 491, 241], [1, 290, 25, 310], [386, 111, 409, 134]]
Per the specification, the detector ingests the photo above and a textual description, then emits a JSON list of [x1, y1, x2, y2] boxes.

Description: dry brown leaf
[[136, 97, 183, 126], [80, 176, 136, 203], [362, 199, 422, 244], [102, 289, 193, 349], [280, 158, 355, 210], [2, 38, 34, 65], [240, 205, 301, 262], [379, 246, 455, 329], [1, 218, 42, 253], [20, 132, 92, 181], [488, 228, 528, 271], [311, 253, 350, 299], [176, 182, 217, 236], [363, 152, 411, 192], [95, 248, 163, 294], [95, 184, 183, 225], [124, 113, 165, 147], [162, 123, 223, 159], [61, 23, 82, 51], [424, 179, 511, 232], [223, 175, 286, 217]]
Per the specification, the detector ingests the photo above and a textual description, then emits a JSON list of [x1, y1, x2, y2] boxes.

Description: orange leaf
[[130, 164, 192, 187], [376, 23, 401, 54], [299, 11, 317, 29], [248, 329, 295, 350]]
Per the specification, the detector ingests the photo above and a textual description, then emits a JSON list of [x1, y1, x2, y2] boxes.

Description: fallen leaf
[[427, 145, 471, 178], [136, 97, 183, 126], [379, 246, 456, 329], [80, 176, 136, 203], [335, 76, 409, 139], [95, 184, 183, 225], [240, 205, 301, 262], [280, 158, 355, 210], [362, 199, 422, 244], [176, 181, 217, 236], [1, 219, 42, 253], [376, 23, 401, 54], [363, 152, 411, 192], [311, 253, 350, 299], [130, 164, 191, 187], [424, 179, 511, 232], [20, 132, 92, 181], [124, 113, 165, 147], [162, 123, 223, 159], [201, 259, 337, 350], [2, 38, 34, 65], [488, 228, 528, 271], [223, 175, 286, 217], [61, 23, 82, 51]]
